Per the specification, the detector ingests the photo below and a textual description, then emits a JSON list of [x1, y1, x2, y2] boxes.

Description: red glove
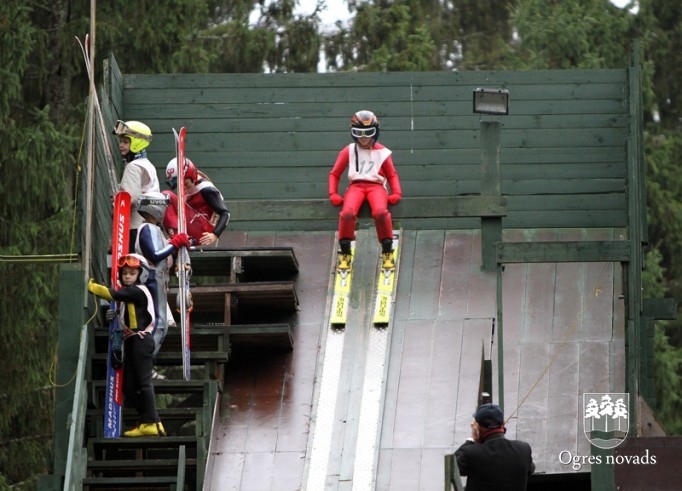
[[330, 193, 343, 206], [170, 232, 190, 249], [388, 194, 401, 205]]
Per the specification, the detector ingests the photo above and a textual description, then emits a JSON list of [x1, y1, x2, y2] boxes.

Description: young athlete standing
[[113, 120, 160, 249], [135, 192, 190, 361], [88, 254, 166, 437]]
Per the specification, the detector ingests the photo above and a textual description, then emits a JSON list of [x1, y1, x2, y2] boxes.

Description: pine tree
[[639, 0, 682, 129], [0, 2, 75, 486], [506, 0, 634, 69]]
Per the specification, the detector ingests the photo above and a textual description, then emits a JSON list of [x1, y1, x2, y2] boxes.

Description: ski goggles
[[112, 120, 152, 142], [118, 255, 143, 269], [351, 127, 377, 138]]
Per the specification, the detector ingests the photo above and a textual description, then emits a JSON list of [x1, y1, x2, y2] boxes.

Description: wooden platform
[[193, 322, 293, 353], [167, 245, 298, 350], [168, 282, 298, 315], [187, 246, 299, 280]]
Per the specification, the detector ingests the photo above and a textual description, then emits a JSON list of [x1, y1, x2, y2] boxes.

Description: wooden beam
[[497, 240, 631, 263], [643, 298, 678, 320], [227, 196, 507, 222]]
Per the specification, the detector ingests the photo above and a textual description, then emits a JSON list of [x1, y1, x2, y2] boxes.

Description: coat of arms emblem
[[583, 393, 629, 449]]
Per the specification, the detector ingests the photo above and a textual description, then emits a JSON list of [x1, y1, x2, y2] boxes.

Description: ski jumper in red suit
[[163, 179, 230, 246], [328, 142, 402, 245]]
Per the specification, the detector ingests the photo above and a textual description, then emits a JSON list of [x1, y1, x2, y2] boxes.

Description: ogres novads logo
[[583, 393, 629, 449]]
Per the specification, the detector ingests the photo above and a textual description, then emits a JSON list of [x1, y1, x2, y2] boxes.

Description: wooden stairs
[[82, 246, 299, 490]]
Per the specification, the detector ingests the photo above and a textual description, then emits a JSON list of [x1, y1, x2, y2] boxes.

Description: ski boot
[[337, 252, 352, 271], [124, 421, 166, 437], [381, 251, 395, 270], [381, 238, 395, 270], [337, 239, 353, 271]]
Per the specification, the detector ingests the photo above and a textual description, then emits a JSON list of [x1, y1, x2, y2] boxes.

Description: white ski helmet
[[166, 157, 197, 189], [165, 159, 178, 189], [117, 253, 152, 284], [138, 192, 170, 223]]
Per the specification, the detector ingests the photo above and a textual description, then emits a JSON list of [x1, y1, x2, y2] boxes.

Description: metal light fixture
[[473, 88, 509, 115]]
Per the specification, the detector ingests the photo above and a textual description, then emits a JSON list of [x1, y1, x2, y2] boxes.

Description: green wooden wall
[[101, 59, 630, 232]]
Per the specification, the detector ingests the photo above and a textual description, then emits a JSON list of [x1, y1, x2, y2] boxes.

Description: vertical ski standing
[[104, 191, 131, 438], [330, 239, 356, 326], [174, 127, 193, 381], [373, 231, 400, 326]]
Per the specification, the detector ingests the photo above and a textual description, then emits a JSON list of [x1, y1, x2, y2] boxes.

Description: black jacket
[[455, 433, 535, 490]]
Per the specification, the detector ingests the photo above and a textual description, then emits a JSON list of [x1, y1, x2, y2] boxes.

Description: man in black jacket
[[455, 403, 535, 490]]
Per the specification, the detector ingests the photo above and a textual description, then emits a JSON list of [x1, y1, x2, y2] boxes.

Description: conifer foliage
[[0, 2, 74, 487]]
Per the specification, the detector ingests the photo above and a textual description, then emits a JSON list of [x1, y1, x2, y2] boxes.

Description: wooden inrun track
[[204, 227, 624, 490]]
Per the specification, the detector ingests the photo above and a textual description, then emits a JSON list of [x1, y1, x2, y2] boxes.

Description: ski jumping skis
[[330, 239, 356, 326], [373, 231, 400, 326], [104, 191, 131, 438], [173, 127, 192, 381]]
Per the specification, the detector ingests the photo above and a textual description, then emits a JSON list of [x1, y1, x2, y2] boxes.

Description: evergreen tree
[[183, 0, 322, 73], [642, 248, 682, 434], [638, 0, 682, 129], [456, 0, 515, 69], [322, 0, 439, 71], [506, 0, 634, 69], [0, 2, 75, 487], [321, 0, 515, 72]]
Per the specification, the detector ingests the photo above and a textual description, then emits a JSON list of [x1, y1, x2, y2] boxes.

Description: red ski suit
[[328, 142, 402, 242], [162, 180, 230, 242]]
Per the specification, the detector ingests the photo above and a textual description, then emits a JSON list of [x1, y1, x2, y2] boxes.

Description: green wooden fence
[[99, 57, 630, 233]]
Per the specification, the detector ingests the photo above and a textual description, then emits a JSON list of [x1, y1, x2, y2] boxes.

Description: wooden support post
[[223, 293, 232, 325], [480, 121, 502, 272]]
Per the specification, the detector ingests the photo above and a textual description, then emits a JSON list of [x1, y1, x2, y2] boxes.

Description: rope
[[76, 35, 119, 191], [0, 254, 79, 263], [48, 295, 99, 389]]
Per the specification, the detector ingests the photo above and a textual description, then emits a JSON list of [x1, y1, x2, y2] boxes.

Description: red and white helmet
[[166, 157, 197, 189]]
